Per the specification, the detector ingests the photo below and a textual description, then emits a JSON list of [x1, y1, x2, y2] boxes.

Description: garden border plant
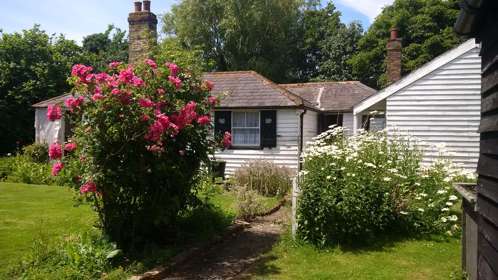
[[297, 126, 474, 246], [45, 59, 230, 250]]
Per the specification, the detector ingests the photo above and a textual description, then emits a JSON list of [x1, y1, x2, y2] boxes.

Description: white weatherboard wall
[[303, 110, 318, 147], [343, 113, 354, 135], [35, 108, 65, 145], [386, 46, 481, 170], [215, 109, 302, 176]]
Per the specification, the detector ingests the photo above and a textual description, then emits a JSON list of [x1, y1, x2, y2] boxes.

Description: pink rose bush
[[45, 59, 224, 248]]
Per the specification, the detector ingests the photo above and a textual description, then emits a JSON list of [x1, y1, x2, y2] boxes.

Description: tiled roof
[[281, 81, 376, 112], [202, 71, 313, 109]]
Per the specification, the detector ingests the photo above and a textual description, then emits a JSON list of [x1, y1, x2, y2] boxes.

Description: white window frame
[[231, 111, 261, 147]]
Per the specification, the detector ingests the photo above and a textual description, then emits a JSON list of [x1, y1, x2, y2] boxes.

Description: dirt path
[[160, 208, 289, 280]]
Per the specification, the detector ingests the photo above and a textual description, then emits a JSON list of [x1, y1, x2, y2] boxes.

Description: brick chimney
[[128, 1, 158, 65], [386, 27, 402, 84]]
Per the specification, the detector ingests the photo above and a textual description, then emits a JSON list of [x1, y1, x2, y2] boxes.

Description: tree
[[0, 26, 87, 154], [299, 2, 363, 81], [153, 37, 214, 75], [349, 0, 463, 89], [82, 25, 128, 72], [163, 0, 303, 83]]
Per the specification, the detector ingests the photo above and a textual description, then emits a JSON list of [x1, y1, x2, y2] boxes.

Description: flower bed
[[297, 127, 474, 246]]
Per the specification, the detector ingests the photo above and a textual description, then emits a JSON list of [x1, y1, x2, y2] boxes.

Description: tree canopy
[[0, 26, 87, 153], [349, 0, 463, 88], [163, 0, 303, 83], [82, 25, 128, 72]]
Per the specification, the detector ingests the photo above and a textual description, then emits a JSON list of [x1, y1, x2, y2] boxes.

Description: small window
[[232, 111, 260, 147], [319, 113, 343, 133]]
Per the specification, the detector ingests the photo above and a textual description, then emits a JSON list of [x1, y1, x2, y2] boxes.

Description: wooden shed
[[455, 0, 498, 278]]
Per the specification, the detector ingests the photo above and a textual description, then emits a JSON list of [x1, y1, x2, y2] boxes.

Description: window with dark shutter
[[214, 111, 231, 137], [260, 110, 277, 148]]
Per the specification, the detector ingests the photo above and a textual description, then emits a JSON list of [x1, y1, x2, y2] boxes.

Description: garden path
[[161, 207, 288, 280]]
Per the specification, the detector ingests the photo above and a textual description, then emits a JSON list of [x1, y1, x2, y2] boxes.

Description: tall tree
[[0, 26, 87, 153], [349, 0, 463, 89], [299, 2, 363, 81], [163, 0, 303, 83], [82, 25, 128, 72]]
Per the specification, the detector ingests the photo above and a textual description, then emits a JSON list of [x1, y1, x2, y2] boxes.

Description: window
[[319, 113, 343, 133], [232, 111, 260, 147]]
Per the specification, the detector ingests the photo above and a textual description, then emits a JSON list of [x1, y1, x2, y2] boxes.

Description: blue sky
[[0, 0, 393, 44]]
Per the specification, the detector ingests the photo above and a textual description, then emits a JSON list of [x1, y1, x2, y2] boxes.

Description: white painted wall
[[386, 47, 481, 170], [343, 113, 354, 136], [303, 110, 318, 147], [35, 108, 65, 145], [215, 109, 302, 176]]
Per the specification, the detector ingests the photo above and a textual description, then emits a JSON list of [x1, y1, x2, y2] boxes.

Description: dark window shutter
[[260, 110, 277, 148], [214, 111, 231, 136]]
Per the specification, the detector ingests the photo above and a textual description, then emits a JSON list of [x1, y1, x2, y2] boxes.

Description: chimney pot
[[143, 0, 151, 11], [390, 27, 399, 40], [134, 1, 142, 12]]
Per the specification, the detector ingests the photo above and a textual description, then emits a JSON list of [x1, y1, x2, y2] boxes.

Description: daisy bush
[[45, 59, 227, 249], [297, 127, 474, 246]]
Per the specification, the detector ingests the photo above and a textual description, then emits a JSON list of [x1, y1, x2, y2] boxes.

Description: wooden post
[[291, 176, 300, 238]]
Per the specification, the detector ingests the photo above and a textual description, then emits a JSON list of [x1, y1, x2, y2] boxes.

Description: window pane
[[232, 128, 259, 146], [232, 112, 246, 127], [245, 112, 259, 127]]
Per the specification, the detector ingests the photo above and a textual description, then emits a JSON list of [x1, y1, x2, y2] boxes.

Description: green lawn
[[249, 232, 462, 280], [0, 182, 96, 274]]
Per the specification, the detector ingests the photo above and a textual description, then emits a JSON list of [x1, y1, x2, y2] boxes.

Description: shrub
[[297, 127, 471, 246], [234, 160, 292, 197], [0, 156, 15, 180], [7, 155, 54, 185], [236, 186, 263, 220], [6, 231, 126, 279], [45, 60, 225, 249], [22, 143, 49, 163]]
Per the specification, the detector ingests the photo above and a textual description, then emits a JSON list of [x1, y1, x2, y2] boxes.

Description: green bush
[[7, 155, 54, 185], [234, 160, 292, 197], [22, 143, 49, 163], [236, 186, 263, 220], [297, 127, 471, 246], [6, 231, 127, 280], [0, 156, 15, 180]]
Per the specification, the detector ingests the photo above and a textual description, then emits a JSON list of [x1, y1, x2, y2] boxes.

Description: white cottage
[[353, 39, 481, 170], [33, 71, 375, 176]]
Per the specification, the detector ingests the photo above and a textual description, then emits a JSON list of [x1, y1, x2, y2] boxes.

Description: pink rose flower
[[171, 101, 197, 129], [157, 88, 165, 95], [223, 132, 232, 148], [145, 59, 158, 69], [168, 76, 182, 90], [166, 62, 180, 76], [95, 72, 110, 83], [197, 115, 211, 125], [47, 104, 62, 121], [138, 98, 155, 108], [204, 80, 214, 91], [49, 143, 63, 160], [118, 67, 134, 84], [92, 93, 104, 101], [141, 114, 150, 122], [51, 161, 64, 176], [80, 181, 97, 194], [207, 96, 218, 106], [111, 88, 121, 95], [144, 120, 166, 142], [132, 76, 144, 87], [71, 64, 93, 83], [64, 142, 77, 152], [65, 96, 84, 112], [109, 61, 122, 69], [146, 144, 164, 153]]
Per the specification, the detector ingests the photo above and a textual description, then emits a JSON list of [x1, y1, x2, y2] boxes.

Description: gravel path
[[160, 208, 288, 280]]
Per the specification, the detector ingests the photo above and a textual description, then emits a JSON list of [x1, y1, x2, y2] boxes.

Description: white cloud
[[337, 0, 394, 21]]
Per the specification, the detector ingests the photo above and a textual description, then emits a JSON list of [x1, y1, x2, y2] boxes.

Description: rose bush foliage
[[297, 127, 473, 246], [46, 59, 226, 248]]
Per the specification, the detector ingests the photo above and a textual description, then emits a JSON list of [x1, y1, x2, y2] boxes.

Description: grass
[[0, 182, 96, 275], [249, 231, 462, 280]]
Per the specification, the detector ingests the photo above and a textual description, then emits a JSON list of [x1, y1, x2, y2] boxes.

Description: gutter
[[298, 109, 307, 171]]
